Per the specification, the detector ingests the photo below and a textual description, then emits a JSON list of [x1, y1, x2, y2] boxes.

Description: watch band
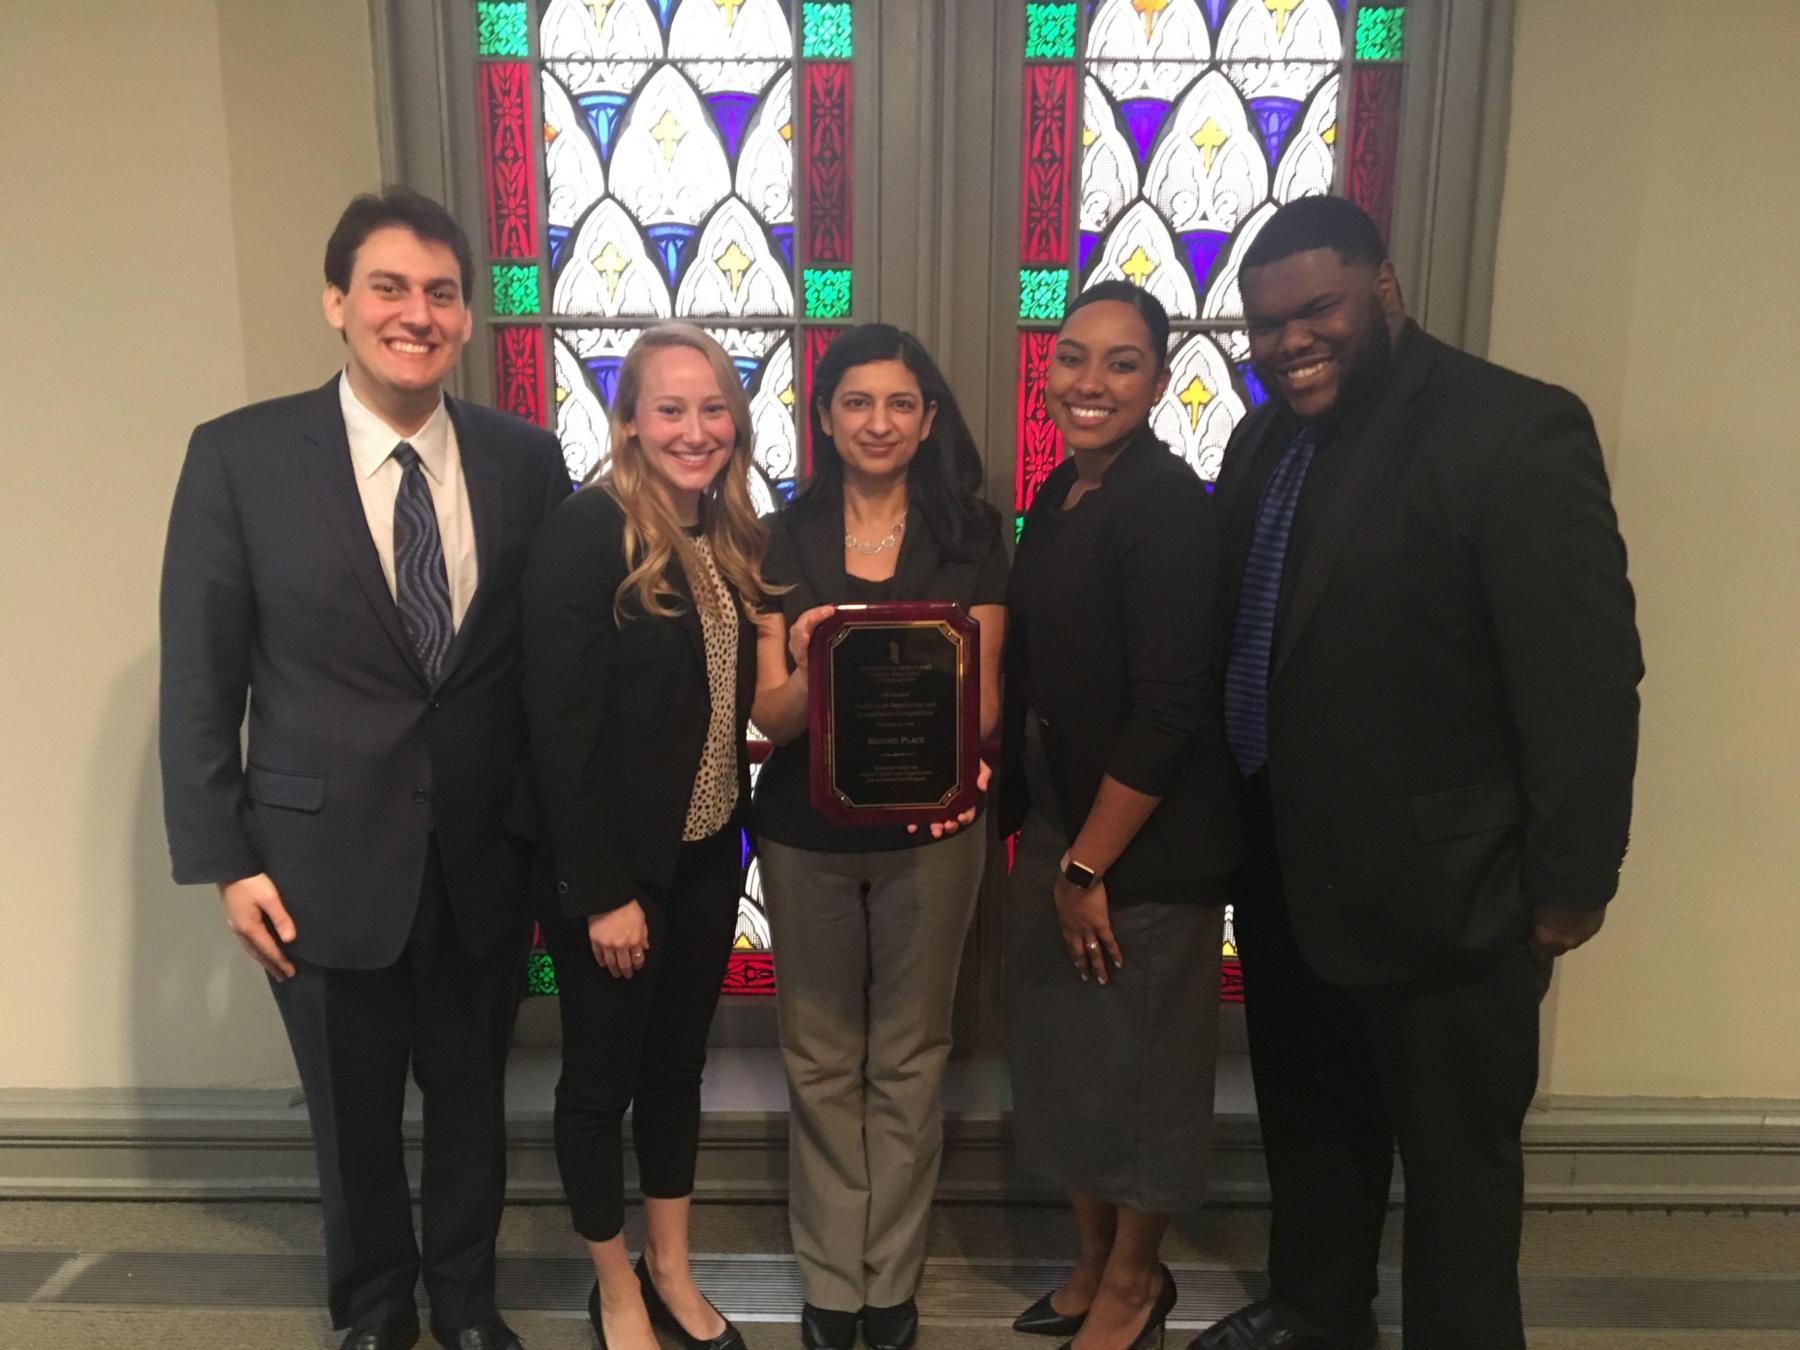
[[1060, 854, 1099, 890]]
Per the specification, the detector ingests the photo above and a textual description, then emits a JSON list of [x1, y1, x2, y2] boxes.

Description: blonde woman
[[523, 324, 772, 1350]]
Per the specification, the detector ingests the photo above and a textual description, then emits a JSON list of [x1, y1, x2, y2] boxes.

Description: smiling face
[[624, 344, 738, 523], [819, 358, 937, 487], [323, 225, 472, 429], [1241, 246, 1404, 421], [1045, 299, 1171, 453]]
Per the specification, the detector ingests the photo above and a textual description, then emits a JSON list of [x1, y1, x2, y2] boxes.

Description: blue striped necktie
[[1223, 425, 1319, 776], [391, 441, 452, 684]]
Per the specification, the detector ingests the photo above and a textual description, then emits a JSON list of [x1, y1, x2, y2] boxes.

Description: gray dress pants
[[760, 825, 986, 1311]]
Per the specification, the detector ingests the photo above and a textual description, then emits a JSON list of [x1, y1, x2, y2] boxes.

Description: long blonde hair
[[589, 323, 773, 622]]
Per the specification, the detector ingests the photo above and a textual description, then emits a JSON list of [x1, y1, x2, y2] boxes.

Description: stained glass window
[[479, 0, 858, 996], [1016, 1, 1407, 998]]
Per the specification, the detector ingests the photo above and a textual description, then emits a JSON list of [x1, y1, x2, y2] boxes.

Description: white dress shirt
[[339, 373, 479, 632]]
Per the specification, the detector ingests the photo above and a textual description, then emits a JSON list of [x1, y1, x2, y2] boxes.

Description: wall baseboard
[[3, 1055, 1794, 1208]]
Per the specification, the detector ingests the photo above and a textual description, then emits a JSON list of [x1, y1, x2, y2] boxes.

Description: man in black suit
[[1193, 197, 1641, 1350], [160, 189, 567, 1350]]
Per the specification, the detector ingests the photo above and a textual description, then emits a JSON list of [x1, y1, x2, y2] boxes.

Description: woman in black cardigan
[[523, 324, 772, 1350], [1000, 283, 1242, 1350]]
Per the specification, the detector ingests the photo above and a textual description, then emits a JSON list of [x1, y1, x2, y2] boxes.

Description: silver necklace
[[844, 519, 905, 555]]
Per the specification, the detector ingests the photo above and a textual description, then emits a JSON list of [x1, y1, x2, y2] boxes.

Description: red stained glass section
[[723, 949, 776, 996], [1347, 64, 1403, 244], [1020, 64, 1076, 265], [1220, 959, 1244, 1003], [802, 325, 846, 474], [1015, 330, 1061, 514], [494, 325, 545, 427], [804, 63, 853, 264], [479, 60, 538, 260]]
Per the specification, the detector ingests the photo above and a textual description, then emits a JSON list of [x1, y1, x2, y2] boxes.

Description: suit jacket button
[[556, 881, 570, 894], [411, 787, 429, 804], [428, 698, 441, 711]]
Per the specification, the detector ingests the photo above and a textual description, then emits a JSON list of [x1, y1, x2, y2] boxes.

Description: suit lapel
[[666, 551, 708, 673], [1271, 333, 1436, 681], [788, 499, 847, 605], [296, 380, 427, 685], [889, 504, 940, 598], [438, 396, 505, 683]]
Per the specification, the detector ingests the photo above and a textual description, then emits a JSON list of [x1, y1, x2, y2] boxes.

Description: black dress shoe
[[800, 1302, 859, 1350], [861, 1298, 918, 1350], [429, 1314, 523, 1350], [634, 1255, 748, 1350], [1186, 1298, 1375, 1350], [1012, 1289, 1087, 1337], [340, 1315, 420, 1350], [1060, 1266, 1176, 1350]]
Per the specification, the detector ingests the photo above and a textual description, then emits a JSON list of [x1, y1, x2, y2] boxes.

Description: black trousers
[[269, 840, 528, 1330], [1235, 777, 1549, 1350], [540, 824, 740, 1241]]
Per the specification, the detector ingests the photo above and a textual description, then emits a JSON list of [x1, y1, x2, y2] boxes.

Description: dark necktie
[[391, 441, 452, 684], [1223, 425, 1319, 776]]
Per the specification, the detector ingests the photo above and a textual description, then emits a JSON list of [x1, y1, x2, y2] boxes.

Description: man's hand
[[588, 901, 650, 980], [1530, 903, 1607, 959], [218, 874, 297, 980], [1054, 873, 1122, 985]]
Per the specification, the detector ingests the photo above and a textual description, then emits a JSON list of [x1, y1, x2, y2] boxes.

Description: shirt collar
[[339, 372, 452, 483]]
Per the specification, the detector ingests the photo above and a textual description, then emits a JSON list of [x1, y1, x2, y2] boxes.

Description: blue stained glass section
[[1180, 230, 1230, 292], [1238, 361, 1269, 408], [1078, 230, 1100, 275], [584, 357, 625, 408], [577, 93, 630, 160], [645, 223, 697, 285], [705, 91, 759, 160], [772, 224, 795, 270], [774, 477, 797, 503], [652, 0, 678, 30], [1118, 99, 1172, 164], [1248, 97, 1303, 169], [732, 356, 758, 389], [549, 225, 571, 273], [1200, 0, 1228, 29]]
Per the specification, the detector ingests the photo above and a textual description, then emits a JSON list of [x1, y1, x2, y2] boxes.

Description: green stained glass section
[[527, 950, 557, 996], [802, 3, 853, 59], [803, 268, 853, 319], [1019, 267, 1070, 321], [1355, 6, 1405, 61], [491, 263, 541, 316], [476, 1, 529, 58], [1014, 514, 1026, 542], [1024, 3, 1078, 61]]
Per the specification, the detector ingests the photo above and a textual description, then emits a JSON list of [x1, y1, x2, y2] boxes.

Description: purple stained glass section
[[1180, 230, 1230, 293], [1201, 0, 1229, 29], [706, 91, 758, 159], [1118, 98, 1171, 164], [1248, 97, 1303, 168]]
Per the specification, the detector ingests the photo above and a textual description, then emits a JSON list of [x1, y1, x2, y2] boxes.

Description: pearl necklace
[[844, 519, 905, 556]]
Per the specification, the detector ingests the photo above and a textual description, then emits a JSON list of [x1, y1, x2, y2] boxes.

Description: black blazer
[[522, 486, 756, 917], [1000, 427, 1242, 902], [159, 378, 570, 969], [1217, 324, 1643, 985]]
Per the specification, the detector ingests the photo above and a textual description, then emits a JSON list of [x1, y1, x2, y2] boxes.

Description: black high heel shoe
[[635, 1254, 747, 1350], [1057, 1265, 1177, 1350], [1013, 1289, 1087, 1337]]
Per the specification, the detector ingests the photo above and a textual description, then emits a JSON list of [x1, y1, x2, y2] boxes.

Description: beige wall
[[1490, 0, 1800, 1099], [0, 1, 378, 1089]]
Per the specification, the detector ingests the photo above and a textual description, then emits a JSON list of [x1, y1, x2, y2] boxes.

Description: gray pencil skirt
[[1004, 800, 1225, 1213]]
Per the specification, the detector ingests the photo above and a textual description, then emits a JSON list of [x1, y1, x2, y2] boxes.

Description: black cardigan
[[999, 427, 1242, 902], [521, 487, 755, 916]]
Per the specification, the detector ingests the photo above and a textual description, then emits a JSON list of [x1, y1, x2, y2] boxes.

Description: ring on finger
[[1086, 939, 1100, 950]]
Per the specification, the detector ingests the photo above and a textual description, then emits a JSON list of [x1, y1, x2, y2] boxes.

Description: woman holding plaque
[[523, 324, 773, 1350], [999, 283, 1242, 1350], [752, 324, 1008, 1350]]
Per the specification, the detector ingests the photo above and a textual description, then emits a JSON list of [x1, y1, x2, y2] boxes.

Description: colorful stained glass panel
[[1024, 2, 1078, 61], [801, 2, 853, 59], [1355, 6, 1407, 62], [476, 1, 529, 57]]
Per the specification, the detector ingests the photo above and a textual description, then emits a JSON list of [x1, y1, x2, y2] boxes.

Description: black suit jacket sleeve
[[1106, 468, 1212, 797], [159, 422, 261, 885], [521, 491, 640, 917], [1477, 393, 1642, 911]]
